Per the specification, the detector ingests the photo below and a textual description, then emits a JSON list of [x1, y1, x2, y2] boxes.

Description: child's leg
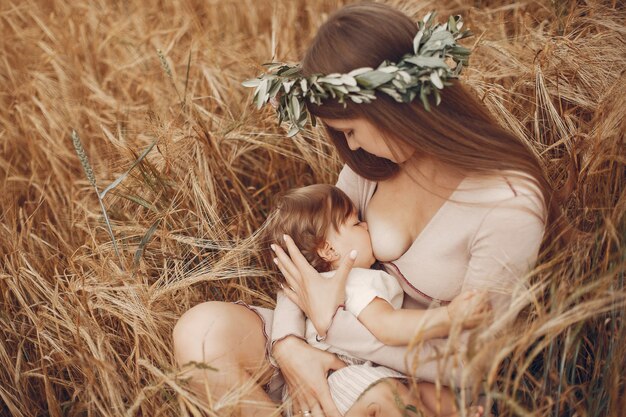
[[416, 382, 456, 416], [416, 382, 483, 417], [344, 378, 483, 417]]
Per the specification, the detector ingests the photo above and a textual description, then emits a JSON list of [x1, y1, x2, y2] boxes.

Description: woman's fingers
[[291, 386, 324, 417], [272, 244, 301, 289], [313, 354, 346, 417], [328, 354, 347, 372], [282, 285, 304, 311], [283, 234, 316, 273], [314, 380, 342, 417], [274, 258, 301, 294], [310, 402, 326, 417], [293, 392, 313, 417], [290, 393, 304, 417]]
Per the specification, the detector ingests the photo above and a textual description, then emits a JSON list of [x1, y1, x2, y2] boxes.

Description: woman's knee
[[173, 301, 267, 367]]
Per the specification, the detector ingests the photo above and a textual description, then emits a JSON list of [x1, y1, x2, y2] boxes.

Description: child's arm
[[357, 291, 490, 346]]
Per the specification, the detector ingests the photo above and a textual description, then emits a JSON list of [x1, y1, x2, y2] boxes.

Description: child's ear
[[317, 241, 339, 262]]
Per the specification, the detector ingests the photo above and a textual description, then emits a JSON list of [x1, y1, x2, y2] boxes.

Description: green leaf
[[421, 30, 455, 54], [355, 71, 395, 89], [332, 85, 349, 95], [448, 15, 457, 33], [434, 89, 441, 105], [241, 78, 260, 87], [450, 45, 471, 55], [347, 67, 373, 77], [291, 95, 301, 121], [430, 71, 444, 89], [339, 75, 357, 86], [277, 65, 301, 77], [100, 139, 157, 200], [317, 75, 345, 86], [380, 87, 403, 102], [268, 79, 281, 97], [420, 87, 431, 111], [283, 79, 296, 94], [413, 29, 424, 54], [423, 11, 436, 26], [255, 79, 268, 108], [287, 125, 300, 137], [378, 65, 398, 74], [405, 56, 448, 69], [133, 218, 161, 267], [116, 193, 159, 213]]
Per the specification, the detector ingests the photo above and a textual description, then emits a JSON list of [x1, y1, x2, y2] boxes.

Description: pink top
[[271, 165, 546, 383]]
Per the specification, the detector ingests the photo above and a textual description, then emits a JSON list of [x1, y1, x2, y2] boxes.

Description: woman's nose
[[361, 221, 368, 231], [346, 135, 360, 151]]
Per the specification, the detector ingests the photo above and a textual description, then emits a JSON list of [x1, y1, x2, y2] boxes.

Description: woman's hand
[[271, 234, 357, 336], [447, 290, 492, 328], [272, 336, 346, 417]]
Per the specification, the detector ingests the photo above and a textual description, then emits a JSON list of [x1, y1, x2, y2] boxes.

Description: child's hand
[[447, 290, 492, 329]]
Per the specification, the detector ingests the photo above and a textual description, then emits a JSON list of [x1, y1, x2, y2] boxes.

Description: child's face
[[344, 378, 415, 417], [326, 210, 376, 269]]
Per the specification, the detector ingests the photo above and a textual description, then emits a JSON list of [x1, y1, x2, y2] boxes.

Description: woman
[[173, 3, 556, 417]]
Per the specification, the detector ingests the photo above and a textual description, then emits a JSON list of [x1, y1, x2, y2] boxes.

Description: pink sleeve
[[270, 290, 306, 346], [462, 190, 546, 326]]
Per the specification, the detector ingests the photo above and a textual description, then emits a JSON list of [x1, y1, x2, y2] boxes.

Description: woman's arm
[[272, 291, 348, 417], [270, 290, 306, 348], [461, 191, 545, 330], [272, 336, 346, 417]]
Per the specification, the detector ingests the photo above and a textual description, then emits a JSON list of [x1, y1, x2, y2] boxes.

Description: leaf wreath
[[243, 12, 473, 137]]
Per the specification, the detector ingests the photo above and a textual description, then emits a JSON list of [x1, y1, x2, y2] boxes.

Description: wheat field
[[1, 0, 625, 416]]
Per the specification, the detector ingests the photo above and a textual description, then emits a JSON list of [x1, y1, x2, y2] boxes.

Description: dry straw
[[1, 0, 624, 416]]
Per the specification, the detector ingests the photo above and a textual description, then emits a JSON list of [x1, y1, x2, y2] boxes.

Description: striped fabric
[[282, 361, 406, 417], [327, 364, 406, 415]]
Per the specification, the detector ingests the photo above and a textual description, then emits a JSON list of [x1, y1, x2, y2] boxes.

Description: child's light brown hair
[[261, 184, 355, 273]]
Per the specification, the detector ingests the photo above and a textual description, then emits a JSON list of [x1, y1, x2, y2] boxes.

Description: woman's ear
[[317, 240, 339, 262]]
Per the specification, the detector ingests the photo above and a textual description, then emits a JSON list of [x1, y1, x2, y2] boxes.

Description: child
[[262, 184, 489, 416]]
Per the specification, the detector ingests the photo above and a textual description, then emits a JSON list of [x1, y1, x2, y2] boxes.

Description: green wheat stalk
[[71, 130, 122, 266], [71, 131, 158, 269], [157, 48, 182, 103]]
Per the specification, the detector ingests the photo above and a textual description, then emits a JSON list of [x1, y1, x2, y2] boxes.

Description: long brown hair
[[301, 2, 561, 230]]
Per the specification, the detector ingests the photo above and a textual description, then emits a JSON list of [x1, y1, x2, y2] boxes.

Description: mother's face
[[323, 117, 415, 164]]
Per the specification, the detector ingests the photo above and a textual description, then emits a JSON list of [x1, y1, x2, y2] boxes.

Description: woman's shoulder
[[336, 164, 377, 215], [336, 164, 373, 188], [460, 170, 545, 214]]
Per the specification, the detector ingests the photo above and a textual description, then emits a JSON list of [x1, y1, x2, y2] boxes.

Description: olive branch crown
[[243, 12, 473, 137]]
